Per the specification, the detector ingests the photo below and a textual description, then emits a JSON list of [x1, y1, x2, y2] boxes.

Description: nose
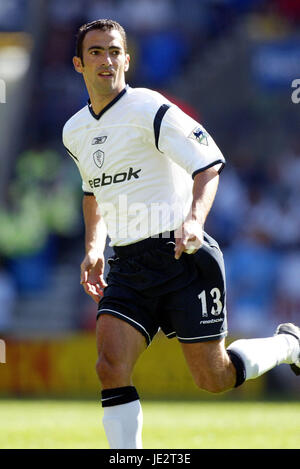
[[102, 51, 112, 67]]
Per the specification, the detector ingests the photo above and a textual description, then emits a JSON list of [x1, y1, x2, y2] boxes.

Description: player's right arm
[[62, 122, 108, 303], [81, 194, 108, 303]]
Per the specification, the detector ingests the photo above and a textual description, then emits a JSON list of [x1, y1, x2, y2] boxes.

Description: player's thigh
[[181, 338, 227, 373], [96, 313, 147, 371], [180, 338, 235, 390]]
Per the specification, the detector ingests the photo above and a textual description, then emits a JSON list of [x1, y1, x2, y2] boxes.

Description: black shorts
[[97, 231, 228, 346]]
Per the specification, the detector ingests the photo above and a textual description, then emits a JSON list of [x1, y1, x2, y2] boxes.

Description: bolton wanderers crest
[[93, 149, 105, 168]]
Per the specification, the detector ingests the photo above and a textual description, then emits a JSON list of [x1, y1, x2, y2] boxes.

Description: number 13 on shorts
[[198, 288, 223, 317]]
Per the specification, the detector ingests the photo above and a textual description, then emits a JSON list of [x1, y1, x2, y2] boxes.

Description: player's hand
[[80, 250, 107, 303], [174, 220, 204, 260]]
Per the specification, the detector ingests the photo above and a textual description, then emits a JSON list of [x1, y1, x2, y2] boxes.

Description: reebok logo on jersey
[[89, 167, 141, 188], [189, 126, 209, 145], [92, 136, 107, 145]]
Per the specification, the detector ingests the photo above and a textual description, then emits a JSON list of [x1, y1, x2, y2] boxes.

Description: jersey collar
[[87, 85, 128, 120]]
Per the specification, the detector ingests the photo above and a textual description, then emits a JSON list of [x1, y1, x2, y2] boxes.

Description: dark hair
[[75, 19, 127, 62]]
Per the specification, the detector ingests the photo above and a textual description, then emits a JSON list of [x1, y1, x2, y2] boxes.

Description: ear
[[73, 56, 84, 74], [124, 54, 130, 73]]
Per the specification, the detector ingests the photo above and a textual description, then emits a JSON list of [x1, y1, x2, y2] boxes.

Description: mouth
[[98, 70, 114, 78]]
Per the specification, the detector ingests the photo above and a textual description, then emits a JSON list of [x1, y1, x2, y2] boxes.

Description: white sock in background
[[228, 333, 299, 381]]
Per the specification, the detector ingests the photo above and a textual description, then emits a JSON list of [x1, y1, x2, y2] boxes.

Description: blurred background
[[0, 0, 299, 400]]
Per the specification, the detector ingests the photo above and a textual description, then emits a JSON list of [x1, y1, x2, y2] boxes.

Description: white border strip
[[99, 308, 151, 344], [177, 331, 227, 341]]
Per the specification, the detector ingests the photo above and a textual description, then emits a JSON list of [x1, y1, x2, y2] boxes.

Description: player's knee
[[194, 373, 230, 394], [95, 355, 117, 385], [95, 354, 129, 387], [195, 380, 227, 394]]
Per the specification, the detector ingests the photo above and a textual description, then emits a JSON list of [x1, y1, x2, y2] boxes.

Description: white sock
[[102, 400, 143, 449], [228, 334, 299, 380]]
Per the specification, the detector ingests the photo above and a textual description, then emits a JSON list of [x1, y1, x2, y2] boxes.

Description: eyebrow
[[87, 45, 122, 51]]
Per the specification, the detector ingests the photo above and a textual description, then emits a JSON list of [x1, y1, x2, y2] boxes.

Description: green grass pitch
[[0, 399, 299, 449]]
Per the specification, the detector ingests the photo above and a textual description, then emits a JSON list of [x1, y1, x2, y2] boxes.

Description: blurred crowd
[[0, 0, 299, 338]]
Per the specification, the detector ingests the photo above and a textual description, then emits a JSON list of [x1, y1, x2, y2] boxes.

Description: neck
[[88, 85, 125, 115]]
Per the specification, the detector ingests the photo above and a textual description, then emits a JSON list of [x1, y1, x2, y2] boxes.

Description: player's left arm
[[174, 166, 219, 259], [151, 103, 224, 259]]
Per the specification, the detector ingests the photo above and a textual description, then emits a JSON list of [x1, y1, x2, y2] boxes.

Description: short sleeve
[[62, 126, 93, 194], [155, 104, 225, 178]]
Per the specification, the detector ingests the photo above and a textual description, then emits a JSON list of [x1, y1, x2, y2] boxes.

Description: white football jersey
[[62, 86, 225, 246]]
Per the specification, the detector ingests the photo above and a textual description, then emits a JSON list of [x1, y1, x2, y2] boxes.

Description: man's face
[[73, 29, 130, 97]]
